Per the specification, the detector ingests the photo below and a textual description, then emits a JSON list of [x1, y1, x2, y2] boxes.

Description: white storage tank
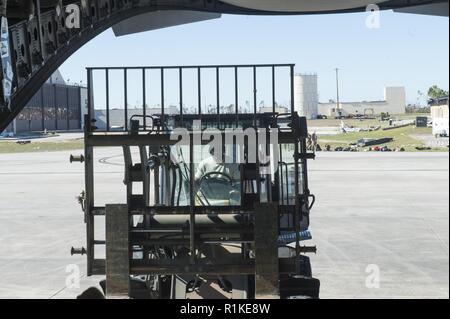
[[294, 74, 319, 119]]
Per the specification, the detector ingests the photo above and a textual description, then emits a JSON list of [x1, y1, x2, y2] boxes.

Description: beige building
[[318, 87, 406, 117], [431, 104, 449, 118], [430, 100, 449, 136]]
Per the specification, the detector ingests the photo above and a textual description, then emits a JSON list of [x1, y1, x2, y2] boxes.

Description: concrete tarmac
[[0, 149, 448, 299]]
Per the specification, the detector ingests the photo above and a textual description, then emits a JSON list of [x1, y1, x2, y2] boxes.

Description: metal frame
[[76, 63, 316, 298]]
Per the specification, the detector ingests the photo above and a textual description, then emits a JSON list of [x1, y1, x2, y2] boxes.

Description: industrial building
[[2, 71, 87, 135], [318, 87, 407, 118], [292, 73, 406, 120], [93, 107, 179, 131]]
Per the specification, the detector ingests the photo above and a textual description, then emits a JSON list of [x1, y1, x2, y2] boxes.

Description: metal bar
[[132, 239, 252, 246], [161, 68, 165, 126], [198, 67, 201, 115], [142, 69, 146, 130], [130, 227, 252, 235], [216, 67, 220, 125], [253, 66, 257, 125], [289, 67, 299, 256], [163, 156, 171, 206], [85, 69, 95, 276], [86, 132, 299, 147], [132, 263, 254, 276], [282, 162, 288, 206], [254, 203, 280, 299], [92, 206, 261, 215], [272, 66, 276, 114], [105, 204, 130, 298], [86, 64, 295, 71], [123, 146, 133, 204], [91, 258, 298, 276], [124, 69, 128, 131], [235, 66, 239, 124], [255, 68, 261, 202], [84, 126, 95, 276], [160, 113, 293, 121], [279, 161, 284, 205], [106, 69, 110, 132], [256, 136, 261, 202], [130, 214, 248, 226], [265, 130, 272, 202], [290, 65, 295, 114], [189, 136, 195, 263], [139, 143, 150, 257], [285, 162, 289, 207], [179, 67, 183, 125], [290, 67, 299, 261], [302, 139, 310, 193], [87, 69, 92, 128], [154, 165, 160, 205], [294, 152, 300, 265]]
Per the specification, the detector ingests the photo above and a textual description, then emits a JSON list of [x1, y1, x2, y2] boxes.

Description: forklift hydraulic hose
[[278, 230, 312, 246], [171, 166, 177, 206], [177, 166, 183, 206]]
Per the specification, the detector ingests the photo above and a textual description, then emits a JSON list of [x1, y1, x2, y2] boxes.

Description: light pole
[[335, 68, 341, 118]]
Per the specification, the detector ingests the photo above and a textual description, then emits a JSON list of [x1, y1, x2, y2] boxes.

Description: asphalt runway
[[0, 150, 448, 299]]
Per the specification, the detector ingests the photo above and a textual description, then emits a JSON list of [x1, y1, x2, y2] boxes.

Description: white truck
[[433, 117, 449, 137]]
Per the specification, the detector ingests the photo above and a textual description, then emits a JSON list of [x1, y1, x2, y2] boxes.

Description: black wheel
[[298, 255, 313, 278], [159, 275, 173, 299], [99, 277, 161, 299], [279, 276, 320, 299], [77, 287, 105, 299]]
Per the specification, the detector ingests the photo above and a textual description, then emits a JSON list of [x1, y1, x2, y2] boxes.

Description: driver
[[194, 145, 240, 206]]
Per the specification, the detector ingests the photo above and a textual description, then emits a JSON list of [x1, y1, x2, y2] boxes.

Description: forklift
[[72, 63, 319, 299]]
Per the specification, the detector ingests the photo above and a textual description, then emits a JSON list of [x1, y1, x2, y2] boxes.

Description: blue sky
[[60, 10, 449, 106]]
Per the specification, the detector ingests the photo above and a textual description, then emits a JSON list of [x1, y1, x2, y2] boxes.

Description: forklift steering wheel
[[199, 171, 234, 187]]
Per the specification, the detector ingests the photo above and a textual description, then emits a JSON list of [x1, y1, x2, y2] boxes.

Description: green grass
[[1, 115, 447, 154], [307, 113, 430, 129], [0, 140, 84, 154], [308, 118, 384, 128], [318, 126, 448, 152]]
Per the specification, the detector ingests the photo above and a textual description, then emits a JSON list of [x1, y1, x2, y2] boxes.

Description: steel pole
[[335, 68, 340, 116]]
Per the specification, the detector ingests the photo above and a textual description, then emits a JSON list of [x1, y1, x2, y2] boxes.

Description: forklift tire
[[298, 255, 313, 278], [279, 276, 320, 299], [77, 287, 105, 299], [99, 277, 158, 299]]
